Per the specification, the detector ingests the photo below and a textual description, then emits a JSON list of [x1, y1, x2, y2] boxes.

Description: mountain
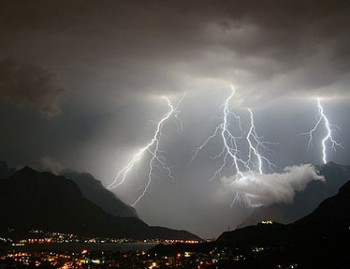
[[216, 180, 350, 268], [62, 170, 137, 218], [293, 179, 350, 238], [142, 179, 350, 268], [0, 167, 199, 240], [0, 161, 137, 218], [239, 162, 350, 227], [218, 180, 350, 245]]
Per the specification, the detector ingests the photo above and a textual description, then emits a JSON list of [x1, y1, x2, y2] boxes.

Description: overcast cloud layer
[[0, 0, 350, 237]]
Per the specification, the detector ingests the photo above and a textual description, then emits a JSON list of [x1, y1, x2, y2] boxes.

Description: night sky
[[1, 0, 350, 238]]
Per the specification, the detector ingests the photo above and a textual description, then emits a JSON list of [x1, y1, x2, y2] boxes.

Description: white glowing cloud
[[220, 164, 325, 207]]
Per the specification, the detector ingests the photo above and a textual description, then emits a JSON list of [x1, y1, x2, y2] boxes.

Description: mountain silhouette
[[216, 179, 350, 268], [0, 166, 199, 240], [0, 161, 137, 218], [62, 170, 137, 218], [218, 179, 350, 245], [293, 179, 350, 239]]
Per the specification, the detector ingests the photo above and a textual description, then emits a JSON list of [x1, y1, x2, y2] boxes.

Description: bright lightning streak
[[246, 109, 275, 174], [303, 98, 342, 164], [192, 86, 274, 207], [221, 88, 245, 179], [246, 108, 264, 174], [195, 86, 245, 181], [192, 86, 273, 180], [108, 94, 185, 206]]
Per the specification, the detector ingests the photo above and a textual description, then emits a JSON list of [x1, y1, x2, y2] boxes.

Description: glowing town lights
[[303, 98, 342, 164], [261, 220, 273, 224], [108, 94, 185, 206]]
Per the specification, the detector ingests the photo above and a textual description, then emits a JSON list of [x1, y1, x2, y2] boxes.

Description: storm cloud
[[1, 0, 350, 105], [0, 58, 65, 117], [0, 0, 350, 237]]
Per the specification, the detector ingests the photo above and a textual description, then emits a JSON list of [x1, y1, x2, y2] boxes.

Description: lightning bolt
[[191, 86, 275, 207], [221, 88, 245, 178], [192, 86, 273, 178], [246, 109, 263, 174], [191, 87, 245, 181], [303, 98, 342, 164], [108, 94, 185, 206], [246, 108, 275, 174]]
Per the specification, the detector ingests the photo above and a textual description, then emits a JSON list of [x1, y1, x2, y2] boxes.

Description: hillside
[[215, 180, 350, 268], [0, 167, 199, 240], [218, 180, 350, 245], [62, 170, 137, 218]]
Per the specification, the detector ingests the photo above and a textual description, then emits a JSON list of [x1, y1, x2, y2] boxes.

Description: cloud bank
[[220, 164, 325, 207]]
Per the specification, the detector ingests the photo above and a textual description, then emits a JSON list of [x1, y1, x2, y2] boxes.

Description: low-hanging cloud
[[220, 164, 325, 207], [38, 157, 66, 175], [0, 57, 66, 117]]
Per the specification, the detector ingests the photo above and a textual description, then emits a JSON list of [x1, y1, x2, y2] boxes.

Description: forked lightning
[[192, 86, 274, 206], [304, 98, 342, 164], [108, 94, 185, 206]]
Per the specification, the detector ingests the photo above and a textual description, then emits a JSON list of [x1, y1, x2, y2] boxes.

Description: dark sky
[[1, 0, 350, 238]]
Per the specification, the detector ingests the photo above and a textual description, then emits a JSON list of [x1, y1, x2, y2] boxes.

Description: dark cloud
[[1, 0, 349, 102], [0, 57, 66, 117]]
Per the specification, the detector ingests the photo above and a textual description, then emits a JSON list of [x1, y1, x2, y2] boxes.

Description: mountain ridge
[[0, 166, 199, 240], [217, 179, 350, 245], [62, 170, 137, 218], [0, 161, 137, 218]]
